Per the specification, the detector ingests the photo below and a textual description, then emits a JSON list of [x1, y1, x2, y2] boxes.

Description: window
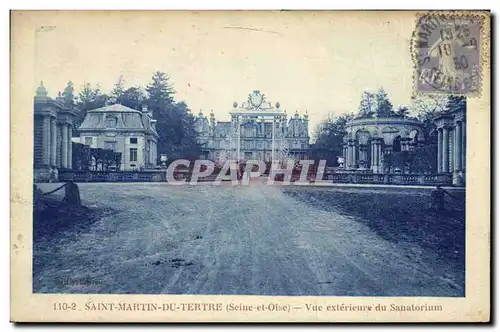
[[130, 148, 138, 162], [84, 137, 93, 146], [130, 137, 138, 144]]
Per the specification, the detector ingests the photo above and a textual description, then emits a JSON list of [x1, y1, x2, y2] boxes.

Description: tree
[[357, 88, 397, 118], [146, 71, 174, 108], [77, 83, 108, 111], [145, 71, 200, 160], [170, 101, 201, 160], [61, 81, 76, 108], [109, 75, 125, 104], [383, 151, 411, 173], [395, 105, 410, 117], [146, 72, 176, 157], [311, 113, 353, 165], [383, 146, 437, 174], [410, 95, 448, 142], [109, 76, 147, 110], [410, 95, 448, 118], [446, 95, 466, 112], [358, 91, 376, 118], [374, 88, 394, 117], [72, 83, 109, 136], [410, 145, 437, 174], [119, 86, 146, 110]]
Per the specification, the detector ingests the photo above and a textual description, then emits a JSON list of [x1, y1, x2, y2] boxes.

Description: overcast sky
[[33, 11, 417, 132]]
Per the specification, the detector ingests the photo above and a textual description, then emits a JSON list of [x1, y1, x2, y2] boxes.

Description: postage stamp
[[412, 11, 488, 97], [10, 10, 490, 323]]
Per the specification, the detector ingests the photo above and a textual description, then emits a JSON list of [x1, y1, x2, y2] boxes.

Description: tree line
[[56, 71, 201, 161]]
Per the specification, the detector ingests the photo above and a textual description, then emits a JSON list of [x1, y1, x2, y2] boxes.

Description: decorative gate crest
[[248, 90, 266, 109]]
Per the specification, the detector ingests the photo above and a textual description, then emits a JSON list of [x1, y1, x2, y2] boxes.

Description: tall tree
[[145, 71, 200, 160], [91, 85, 109, 108], [119, 86, 146, 110], [146, 72, 176, 157], [171, 101, 201, 159], [109, 75, 146, 109], [374, 88, 394, 117], [312, 113, 353, 165], [77, 83, 108, 111], [146, 71, 174, 108], [109, 75, 125, 104], [446, 95, 466, 112], [61, 81, 76, 108], [410, 95, 448, 116], [72, 83, 109, 136], [410, 95, 448, 142], [358, 91, 376, 118]]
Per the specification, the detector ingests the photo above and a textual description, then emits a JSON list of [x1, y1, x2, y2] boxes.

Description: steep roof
[[78, 104, 158, 138], [88, 104, 141, 113]]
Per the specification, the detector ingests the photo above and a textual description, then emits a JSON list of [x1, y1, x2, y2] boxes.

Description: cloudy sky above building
[[32, 11, 417, 132]]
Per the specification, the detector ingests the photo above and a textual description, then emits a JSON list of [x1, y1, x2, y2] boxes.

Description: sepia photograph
[[10, 9, 491, 322]]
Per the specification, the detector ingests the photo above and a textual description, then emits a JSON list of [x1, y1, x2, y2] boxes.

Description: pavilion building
[[343, 113, 424, 173], [77, 104, 159, 171]]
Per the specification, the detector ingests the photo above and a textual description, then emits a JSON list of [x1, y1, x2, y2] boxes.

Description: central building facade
[[195, 91, 310, 163]]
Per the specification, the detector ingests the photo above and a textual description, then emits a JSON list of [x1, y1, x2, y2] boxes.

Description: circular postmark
[[411, 13, 482, 95]]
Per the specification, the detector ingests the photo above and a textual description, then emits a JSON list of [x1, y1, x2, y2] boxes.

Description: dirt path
[[34, 183, 463, 296]]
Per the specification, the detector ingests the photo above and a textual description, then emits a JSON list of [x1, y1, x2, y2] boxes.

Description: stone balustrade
[[57, 169, 453, 186]]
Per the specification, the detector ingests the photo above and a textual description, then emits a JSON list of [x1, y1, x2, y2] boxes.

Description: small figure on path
[[237, 161, 244, 181]]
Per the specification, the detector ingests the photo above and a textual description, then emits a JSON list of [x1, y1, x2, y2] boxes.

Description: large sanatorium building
[[194, 90, 310, 163]]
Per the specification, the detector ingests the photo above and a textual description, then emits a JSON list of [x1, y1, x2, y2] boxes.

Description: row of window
[[84, 137, 138, 146], [83, 137, 138, 162]]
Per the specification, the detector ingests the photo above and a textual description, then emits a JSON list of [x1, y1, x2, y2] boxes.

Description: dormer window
[[105, 116, 117, 128], [130, 137, 138, 144]]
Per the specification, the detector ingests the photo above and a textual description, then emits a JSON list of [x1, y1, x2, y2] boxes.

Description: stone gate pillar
[[371, 138, 382, 174], [62, 123, 69, 168], [454, 122, 462, 171], [68, 125, 73, 169], [50, 117, 57, 166], [437, 129, 442, 173], [42, 115, 51, 165], [348, 139, 356, 169], [442, 126, 450, 173], [461, 120, 466, 170]]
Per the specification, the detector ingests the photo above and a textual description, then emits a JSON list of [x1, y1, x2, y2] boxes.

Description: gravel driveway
[[33, 183, 464, 296]]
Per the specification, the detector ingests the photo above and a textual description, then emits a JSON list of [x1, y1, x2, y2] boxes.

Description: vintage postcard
[[10, 10, 491, 322]]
